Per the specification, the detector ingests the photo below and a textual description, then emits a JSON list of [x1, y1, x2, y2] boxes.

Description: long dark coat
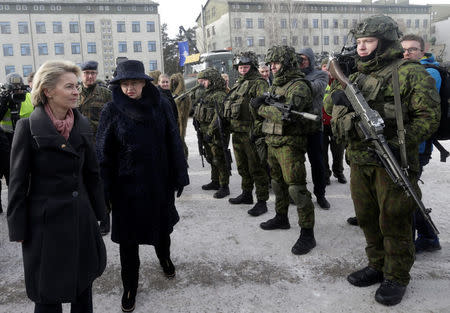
[[7, 106, 107, 303], [96, 83, 189, 245]]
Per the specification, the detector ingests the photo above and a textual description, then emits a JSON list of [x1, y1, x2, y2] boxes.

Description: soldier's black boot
[[247, 201, 268, 216], [334, 172, 347, 184], [347, 266, 384, 287], [260, 213, 290, 230], [375, 279, 406, 306], [202, 181, 220, 190], [229, 190, 253, 204], [291, 228, 316, 255], [317, 195, 330, 209], [347, 216, 359, 226], [213, 185, 230, 199]]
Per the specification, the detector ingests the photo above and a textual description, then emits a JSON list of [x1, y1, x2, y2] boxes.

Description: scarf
[[44, 104, 74, 140]]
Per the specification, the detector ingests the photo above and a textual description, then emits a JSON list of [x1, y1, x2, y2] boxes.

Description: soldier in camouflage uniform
[[224, 51, 270, 216], [324, 16, 440, 306], [77, 60, 112, 235], [194, 68, 231, 198], [78, 61, 112, 139], [252, 46, 317, 255]]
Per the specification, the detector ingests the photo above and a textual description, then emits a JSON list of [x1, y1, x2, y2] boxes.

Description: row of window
[[5, 60, 159, 77], [233, 33, 429, 47], [0, 21, 156, 34], [0, 4, 156, 13], [231, 17, 429, 30], [3, 41, 158, 57]]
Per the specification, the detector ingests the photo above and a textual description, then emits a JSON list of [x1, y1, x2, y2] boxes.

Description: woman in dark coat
[[96, 60, 189, 313], [7, 60, 107, 313]]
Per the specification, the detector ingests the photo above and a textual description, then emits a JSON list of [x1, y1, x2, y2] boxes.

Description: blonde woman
[[7, 60, 106, 313]]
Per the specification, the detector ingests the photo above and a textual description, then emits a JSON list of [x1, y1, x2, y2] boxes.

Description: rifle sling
[[392, 64, 408, 170]]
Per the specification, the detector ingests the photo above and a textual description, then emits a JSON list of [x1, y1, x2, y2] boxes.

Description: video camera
[[0, 73, 29, 106]]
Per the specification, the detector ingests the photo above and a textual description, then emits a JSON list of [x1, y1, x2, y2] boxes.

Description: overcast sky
[[157, 0, 450, 38]]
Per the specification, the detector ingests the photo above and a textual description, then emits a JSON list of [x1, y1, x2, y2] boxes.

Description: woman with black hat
[[96, 60, 189, 312]]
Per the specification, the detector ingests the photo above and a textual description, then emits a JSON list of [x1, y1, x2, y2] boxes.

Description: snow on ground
[[1, 120, 449, 313]]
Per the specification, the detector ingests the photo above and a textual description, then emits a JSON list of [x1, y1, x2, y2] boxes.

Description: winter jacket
[[96, 83, 189, 245], [7, 106, 107, 303]]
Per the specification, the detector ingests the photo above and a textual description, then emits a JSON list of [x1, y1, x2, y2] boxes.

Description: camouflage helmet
[[233, 51, 258, 69], [264, 45, 298, 70], [350, 15, 402, 41], [197, 67, 226, 90]]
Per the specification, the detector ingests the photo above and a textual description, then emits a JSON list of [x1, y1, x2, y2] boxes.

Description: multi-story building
[[195, 0, 432, 59], [0, 0, 163, 82]]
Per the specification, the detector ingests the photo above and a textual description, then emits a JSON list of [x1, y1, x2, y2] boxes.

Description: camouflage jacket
[[224, 69, 268, 133], [77, 83, 112, 135], [256, 69, 313, 147], [324, 42, 440, 172], [193, 87, 228, 139]]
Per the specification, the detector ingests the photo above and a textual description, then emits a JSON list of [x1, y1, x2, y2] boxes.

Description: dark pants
[[322, 124, 345, 178], [306, 131, 327, 198], [119, 235, 171, 291], [0, 130, 12, 211], [34, 285, 92, 313]]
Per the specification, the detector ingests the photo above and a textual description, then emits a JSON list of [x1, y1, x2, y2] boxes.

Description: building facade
[[196, 0, 432, 60], [0, 0, 163, 82]]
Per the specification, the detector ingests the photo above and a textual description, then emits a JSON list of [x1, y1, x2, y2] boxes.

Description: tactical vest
[[193, 91, 217, 124], [224, 78, 265, 133], [262, 78, 306, 135], [0, 93, 34, 133]]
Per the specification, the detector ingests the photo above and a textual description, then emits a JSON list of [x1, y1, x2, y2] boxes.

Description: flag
[[178, 41, 189, 67]]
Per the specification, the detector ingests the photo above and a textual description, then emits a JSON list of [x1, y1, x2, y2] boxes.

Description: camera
[[334, 43, 357, 77], [0, 73, 29, 106]]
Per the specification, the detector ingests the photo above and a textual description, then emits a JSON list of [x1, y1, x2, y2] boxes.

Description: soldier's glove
[[250, 96, 267, 110], [176, 186, 184, 198], [331, 90, 352, 110], [204, 133, 213, 143]]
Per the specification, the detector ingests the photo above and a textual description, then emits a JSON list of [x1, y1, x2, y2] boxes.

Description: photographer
[[0, 73, 33, 212]]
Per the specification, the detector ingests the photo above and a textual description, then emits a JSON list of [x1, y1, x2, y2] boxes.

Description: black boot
[[334, 172, 347, 184], [247, 201, 268, 216], [213, 185, 230, 199], [317, 196, 330, 209], [375, 279, 406, 306], [202, 181, 220, 190], [121, 288, 137, 312], [260, 213, 290, 230], [347, 266, 384, 287], [347, 216, 359, 226], [229, 190, 253, 204], [159, 258, 175, 279], [291, 228, 316, 255], [99, 212, 110, 236]]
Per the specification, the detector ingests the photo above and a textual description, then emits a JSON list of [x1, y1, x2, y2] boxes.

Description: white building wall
[[433, 17, 450, 62]]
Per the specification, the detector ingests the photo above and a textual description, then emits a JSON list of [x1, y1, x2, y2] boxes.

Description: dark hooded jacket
[[96, 82, 189, 245], [299, 48, 329, 131]]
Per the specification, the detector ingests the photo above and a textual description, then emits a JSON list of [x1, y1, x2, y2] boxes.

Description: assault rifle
[[174, 85, 200, 101], [261, 92, 320, 122], [213, 101, 232, 176], [328, 53, 439, 236], [192, 118, 206, 167]]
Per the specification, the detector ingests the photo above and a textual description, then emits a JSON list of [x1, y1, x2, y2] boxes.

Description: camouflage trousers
[[204, 138, 230, 186], [350, 164, 418, 286], [232, 132, 269, 201], [267, 144, 314, 228]]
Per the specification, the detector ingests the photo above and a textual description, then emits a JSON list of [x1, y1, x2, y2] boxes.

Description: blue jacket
[[419, 53, 441, 154]]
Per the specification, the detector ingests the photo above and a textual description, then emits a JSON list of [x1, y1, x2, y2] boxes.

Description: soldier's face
[[120, 79, 146, 100], [356, 37, 379, 57], [401, 40, 425, 61], [198, 78, 210, 88], [270, 62, 282, 74], [82, 70, 97, 87], [238, 65, 251, 76], [259, 67, 270, 80]]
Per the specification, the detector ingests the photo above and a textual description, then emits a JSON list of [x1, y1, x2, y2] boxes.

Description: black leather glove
[[176, 186, 184, 198], [250, 96, 267, 110], [331, 90, 352, 108]]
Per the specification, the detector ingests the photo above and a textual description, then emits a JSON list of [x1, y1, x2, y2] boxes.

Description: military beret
[[81, 60, 98, 71]]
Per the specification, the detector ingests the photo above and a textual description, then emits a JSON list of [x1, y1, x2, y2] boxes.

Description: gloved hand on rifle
[[250, 96, 267, 110], [331, 90, 353, 110]]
